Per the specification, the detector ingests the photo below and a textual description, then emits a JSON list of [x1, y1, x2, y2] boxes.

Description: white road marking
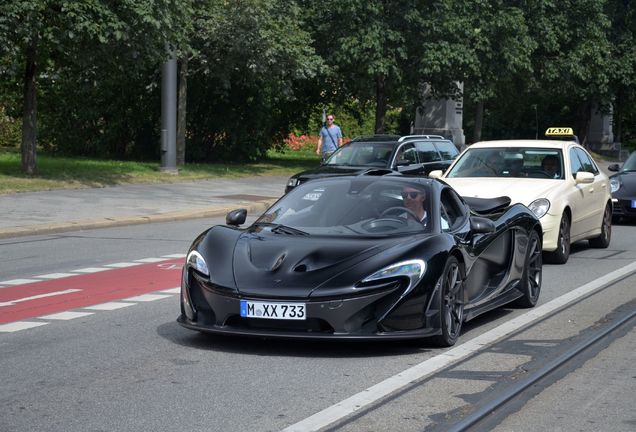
[[135, 257, 168, 263], [0, 289, 82, 307], [40, 311, 94, 320], [282, 261, 636, 432], [0, 321, 48, 332], [123, 294, 171, 302], [82, 302, 135, 311], [32, 272, 77, 279], [160, 287, 181, 294], [104, 262, 142, 268], [71, 267, 109, 274], [0, 278, 41, 285], [162, 253, 186, 258]]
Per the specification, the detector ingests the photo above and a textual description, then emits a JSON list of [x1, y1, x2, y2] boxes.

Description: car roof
[[467, 139, 574, 150]]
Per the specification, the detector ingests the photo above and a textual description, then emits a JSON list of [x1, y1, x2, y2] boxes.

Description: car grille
[[225, 316, 334, 334], [614, 199, 636, 216]]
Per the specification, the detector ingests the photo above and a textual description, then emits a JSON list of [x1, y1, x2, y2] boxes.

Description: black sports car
[[609, 151, 636, 222], [285, 135, 459, 193], [178, 174, 542, 346]]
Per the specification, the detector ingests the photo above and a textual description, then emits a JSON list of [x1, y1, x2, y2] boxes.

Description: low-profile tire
[[589, 204, 612, 248], [511, 230, 542, 308], [544, 213, 570, 264], [430, 256, 464, 347]]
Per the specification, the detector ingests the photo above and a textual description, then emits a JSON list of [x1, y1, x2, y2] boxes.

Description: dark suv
[[285, 135, 460, 193]]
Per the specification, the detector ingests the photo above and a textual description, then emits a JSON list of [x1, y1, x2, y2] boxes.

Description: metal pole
[[161, 47, 178, 173]]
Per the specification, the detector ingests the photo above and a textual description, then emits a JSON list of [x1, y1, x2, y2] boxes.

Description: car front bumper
[[177, 269, 441, 340]]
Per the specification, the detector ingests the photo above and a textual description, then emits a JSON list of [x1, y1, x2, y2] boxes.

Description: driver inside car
[[401, 186, 428, 225]]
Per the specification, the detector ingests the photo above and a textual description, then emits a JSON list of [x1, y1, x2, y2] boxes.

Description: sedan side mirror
[[608, 163, 620, 172], [575, 171, 594, 184], [226, 208, 247, 226]]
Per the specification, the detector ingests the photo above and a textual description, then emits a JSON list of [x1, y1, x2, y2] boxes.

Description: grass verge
[[0, 149, 320, 195]]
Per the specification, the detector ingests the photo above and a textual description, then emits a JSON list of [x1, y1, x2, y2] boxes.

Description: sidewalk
[[0, 176, 289, 239]]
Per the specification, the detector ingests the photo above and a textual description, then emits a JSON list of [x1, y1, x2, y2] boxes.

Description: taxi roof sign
[[545, 127, 578, 143], [545, 127, 574, 136]]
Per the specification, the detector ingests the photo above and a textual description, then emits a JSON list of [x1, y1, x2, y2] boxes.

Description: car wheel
[[589, 204, 612, 248], [511, 230, 542, 308], [430, 256, 464, 347], [544, 213, 570, 264]]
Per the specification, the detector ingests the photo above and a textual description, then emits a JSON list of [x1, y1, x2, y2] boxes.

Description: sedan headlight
[[610, 178, 621, 193], [287, 177, 300, 188], [186, 250, 209, 277], [528, 198, 550, 219], [362, 259, 426, 289]]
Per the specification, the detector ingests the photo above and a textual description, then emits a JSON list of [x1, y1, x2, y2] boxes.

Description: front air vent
[[293, 264, 308, 272]]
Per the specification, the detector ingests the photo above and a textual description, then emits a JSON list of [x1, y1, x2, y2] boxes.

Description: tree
[[0, 0, 191, 172]]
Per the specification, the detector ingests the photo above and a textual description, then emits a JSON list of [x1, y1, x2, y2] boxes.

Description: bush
[[0, 105, 21, 149]]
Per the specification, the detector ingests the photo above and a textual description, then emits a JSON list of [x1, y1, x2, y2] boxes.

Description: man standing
[[316, 114, 343, 161]]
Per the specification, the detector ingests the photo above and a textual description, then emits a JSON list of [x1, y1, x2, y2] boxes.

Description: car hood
[[443, 177, 561, 206], [232, 231, 423, 299]]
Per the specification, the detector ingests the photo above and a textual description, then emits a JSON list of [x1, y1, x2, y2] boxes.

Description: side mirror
[[428, 170, 443, 179], [470, 216, 496, 234], [575, 171, 594, 184], [607, 163, 620, 172], [226, 208, 247, 226]]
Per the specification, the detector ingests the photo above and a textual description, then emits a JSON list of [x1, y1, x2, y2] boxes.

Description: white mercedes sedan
[[430, 139, 612, 264]]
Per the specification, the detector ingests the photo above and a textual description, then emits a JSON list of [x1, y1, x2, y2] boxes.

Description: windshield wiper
[[254, 222, 309, 236]]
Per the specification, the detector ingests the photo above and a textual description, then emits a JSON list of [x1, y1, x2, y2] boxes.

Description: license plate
[[631, 200, 636, 209], [240, 300, 306, 320]]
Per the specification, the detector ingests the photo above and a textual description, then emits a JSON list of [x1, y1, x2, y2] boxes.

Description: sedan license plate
[[240, 300, 306, 320]]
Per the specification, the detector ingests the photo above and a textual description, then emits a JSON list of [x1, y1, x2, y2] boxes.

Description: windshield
[[254, 178, 432, 237], [622, 152, 636, 171], [447, 147, 564, 179], [324, 142, 395, 167]]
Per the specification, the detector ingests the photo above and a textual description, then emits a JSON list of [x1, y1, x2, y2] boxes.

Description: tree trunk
[[614, 88, 623, 143], [473, 100, 484, 143], [374, 74, 387, 134], [176, 57, 188, 166], [576, 101, 592, 148], [21, 39, 38, 174]]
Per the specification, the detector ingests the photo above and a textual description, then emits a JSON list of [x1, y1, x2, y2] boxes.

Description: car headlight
[[610, 178, 621, 193], [287, 177, 300, 188], [528, 198, 550, 219], [186, 250, 209, 277], [362, 259, 426, 288]]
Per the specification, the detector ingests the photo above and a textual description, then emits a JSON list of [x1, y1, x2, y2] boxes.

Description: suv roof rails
[[398, 135, 447, 142], [350, 134, 400, 143]]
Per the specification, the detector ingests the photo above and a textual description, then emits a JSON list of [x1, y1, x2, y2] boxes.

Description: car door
[[574, 147, 607, 235], [567, 146, 596, 237]]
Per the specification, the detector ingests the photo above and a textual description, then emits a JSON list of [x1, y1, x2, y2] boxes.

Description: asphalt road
[[1, 218, 635, 432]]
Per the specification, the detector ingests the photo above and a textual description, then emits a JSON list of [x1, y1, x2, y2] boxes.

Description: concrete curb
[[0, 199, 277, 239]]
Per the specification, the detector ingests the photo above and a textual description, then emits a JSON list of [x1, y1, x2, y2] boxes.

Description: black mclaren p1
[[178, 174, 543, 346]]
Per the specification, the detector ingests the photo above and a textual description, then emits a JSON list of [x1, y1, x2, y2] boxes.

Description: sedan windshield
[[254, 178, 432, 237], [324, 142, 394, 167], [447, 147, 564, 179]]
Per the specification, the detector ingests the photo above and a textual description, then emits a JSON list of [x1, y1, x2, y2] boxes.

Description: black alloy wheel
[[430, 256, 464, 347], [512, 230, 543, 308], [589, 204, 612, 248], [545, 213, 570, 264]]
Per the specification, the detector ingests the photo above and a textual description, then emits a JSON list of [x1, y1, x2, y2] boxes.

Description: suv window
[[393, 143, 418, 166], [414, 141, 441, 162], [435, 141, 460, 160]]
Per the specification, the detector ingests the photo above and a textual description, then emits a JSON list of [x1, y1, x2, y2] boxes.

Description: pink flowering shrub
[[284, 133, 351, 151]]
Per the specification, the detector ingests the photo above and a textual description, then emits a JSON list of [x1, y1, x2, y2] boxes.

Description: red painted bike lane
[[0, 259, 183, 324]]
